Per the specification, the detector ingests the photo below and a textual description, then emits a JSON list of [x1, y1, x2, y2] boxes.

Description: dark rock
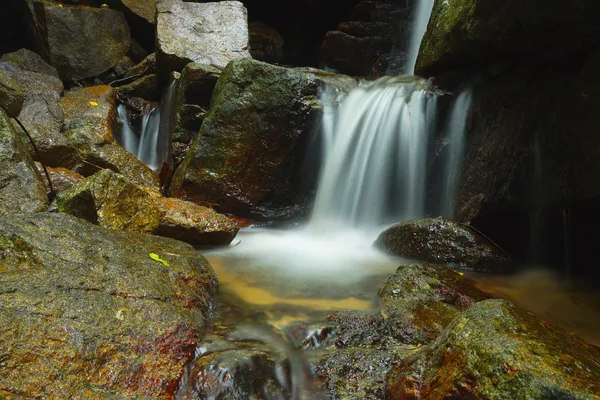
[[35, 163, 85, 195], [26, 0, 131, 82], [115, 74, 160, 101], [54, 169, 238, 246], [112, 56, 135, 78], [0, 48, 60, 79], [379, 264, 490, 344], [249, 21, 284, 64], [386, 299, 600, 399], [0, 67, 24, 116], [0, 212, 218, 399], [170, 58, 358, 221], [173, 63, 222, 144], [416, 0, 600, 77], [156, 0, 251, 83], [104, 0, 156, 51], [375, 217, 514, 272], [59, 85, 161, 189], [125, 52, 156, 78], [0, 109, 49, 216]]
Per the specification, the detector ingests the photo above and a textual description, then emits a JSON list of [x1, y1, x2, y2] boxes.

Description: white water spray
[[116, 104, 139, 155]]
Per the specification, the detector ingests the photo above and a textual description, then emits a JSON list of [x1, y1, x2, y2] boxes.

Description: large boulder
[[0, 48, 60, 79], [249, 21, 284, 64], [170, 58, 358, 220], [0, 67, 24, 116], [59, 85, 161, 189], [156, 0, 251, 82], [55, 169, 238, 246], [416, 0, 600, 77], [0, 212, 218, 398], [0, 109, 48, 216], [26, 0, 131, 81], [104, 0, 156, 51], [386, 299, 600, 399], [375, 217, 514, 272]]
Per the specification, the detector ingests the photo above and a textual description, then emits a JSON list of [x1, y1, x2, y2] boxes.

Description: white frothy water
[[439, 88, 473, 217], [117, 80, 177, 172], [312, 76, 438, 227], [405, 0, 435, 74]]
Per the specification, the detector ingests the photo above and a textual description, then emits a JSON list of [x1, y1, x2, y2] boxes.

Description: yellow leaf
[[149, 253, 169, 266], [58, 3, 63, 7], [88, 101, 99, 107]]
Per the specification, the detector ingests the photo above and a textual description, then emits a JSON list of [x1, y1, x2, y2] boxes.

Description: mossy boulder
[[416, 0, 600, 77], [26, 0, 131, 81], [0, 212, 218, 398], [386, 299, 600, 399], [0, 48, 60, 79], [0, 110, 49, 216], [375, 217, 514, 272], [0, 67, 24, 116], [170, 58, 358, 220], [379, 264, 490, 345], [59, 85, 160, 189], [55, 169, 238, 246]]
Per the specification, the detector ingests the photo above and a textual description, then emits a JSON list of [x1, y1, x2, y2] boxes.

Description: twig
[[457, 221, 512, 259], [0, 103, 56, 202]]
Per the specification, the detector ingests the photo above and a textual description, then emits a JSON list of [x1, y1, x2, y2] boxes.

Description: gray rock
[[0, 109, 49, 216], [156, 0, 251, 81], [27, 0, 131, 81], [0, 212, 218, 398], [375, 217, 515, 272], [0, 48, 60, 79], [0, 67, 24, 116]]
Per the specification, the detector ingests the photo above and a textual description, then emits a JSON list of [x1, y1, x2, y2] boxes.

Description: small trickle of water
[[439, 88, 473, 217], [117, 80, 177, 172], [313, 76, 437, 227], [405, 0, 435, 74]]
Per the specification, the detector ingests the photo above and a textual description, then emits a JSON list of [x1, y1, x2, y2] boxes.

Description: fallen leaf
[[88, 101, 99, 107], [149, 252, 170, 266]]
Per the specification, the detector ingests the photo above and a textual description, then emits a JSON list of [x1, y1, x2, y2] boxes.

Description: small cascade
[[312, 76, 438, 227], [439, 88, 473, 217], [405, 0, 435, 74], [116, 104, 139, 155], [117, 79, 177, 172]]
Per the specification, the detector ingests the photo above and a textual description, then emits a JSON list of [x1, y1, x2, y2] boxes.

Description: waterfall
[[117, 80, 177, 172], [406, 0, 435, 74], [312, 76, 437, 227], [439, 88, 473, 217], [117, 104, 139, 155]]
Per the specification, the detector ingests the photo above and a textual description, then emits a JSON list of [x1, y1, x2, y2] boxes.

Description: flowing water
[[405, 0, 435, 74]]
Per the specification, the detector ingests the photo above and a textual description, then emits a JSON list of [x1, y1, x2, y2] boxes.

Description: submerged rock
[[0, 212, 218, 398], [0, 110, 49, 216], [386, 299, 600, 399], [26, 0, 131, 81], [416, 0, 600, 77], [170, 58, 358, 220], [59, 85, 160, 189], [375, 217, 514, 272], [55, 169, 238, 245], [379, 264, 490, 345], [156, 0, 251, 81]]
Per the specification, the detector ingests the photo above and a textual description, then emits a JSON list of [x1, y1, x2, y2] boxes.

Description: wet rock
[[0, 67, 24, 116], [0, 212, 218, 399], [125, 52, 156, 78], [55, 169, 238, 245], [59, 85, 160, 189], [386, 299, 600, 399], [115, 73, 160, 101], [170, 58, 358, 220], [0, 49, 60, 79], [249, 21, 284, 64], [379, 264, 490, 344], [173, 63, 222, 144], [375, 217, 514, 272], [112, 56, 135, 78], [105, 0, 156, 51], [0, 110, 49, 216], [156, 0, 251, 82], [26, 0, 131, 81], [35, 163, 85, 195], [416, 0, 600, 77]]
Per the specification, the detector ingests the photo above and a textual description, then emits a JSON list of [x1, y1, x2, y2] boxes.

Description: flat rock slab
[[0, 212, 218, 398]]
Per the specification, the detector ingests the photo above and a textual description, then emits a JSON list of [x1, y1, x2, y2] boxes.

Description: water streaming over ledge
[[313, 76, 438, 227], [405, 0, 435, 74]]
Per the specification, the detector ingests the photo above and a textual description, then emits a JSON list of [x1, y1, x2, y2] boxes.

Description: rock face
[[55, 169, 238, 246], [105, 0, 156, 51], [416, 0, 600, 77], [0, 66, 24, 116], [156, 0, 251, 81], [170, 58, 358, 220], [0, 110, 49, 216], [59, 85, 160, 189], [249, 21, 284, 64], [379, 264, 490, 345], [0, 48, 60, 79], [386, 299, 600, 399], [0, 212, 218, 399], [26, 0, 131, 82], [375, 217, 514, 272]]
